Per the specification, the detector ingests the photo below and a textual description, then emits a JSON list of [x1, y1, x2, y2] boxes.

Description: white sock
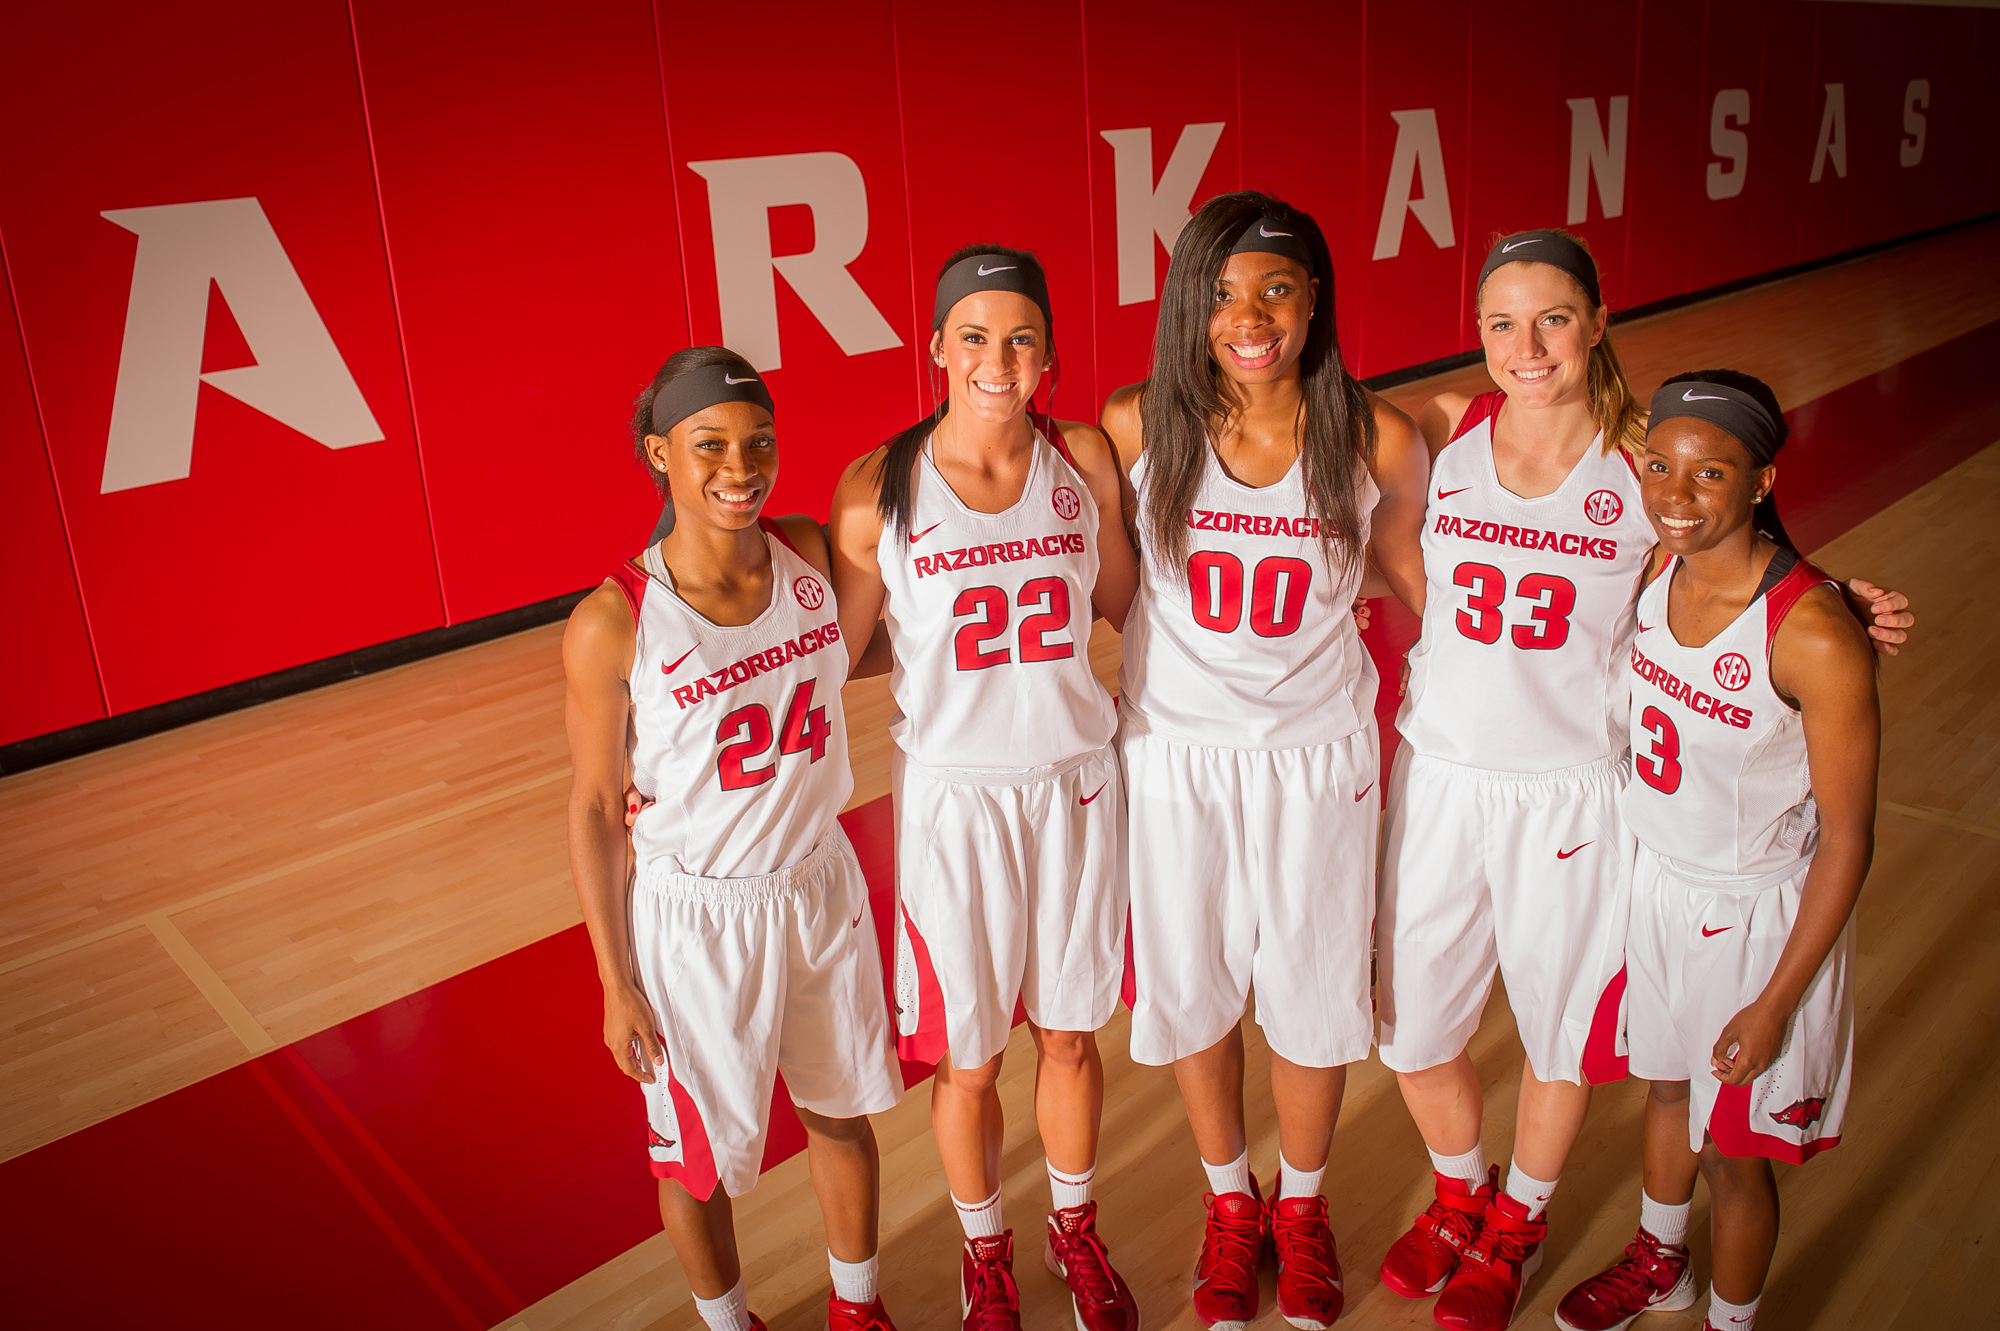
[[1279, 1154, 1326, 1201], [1504, 1158, 1559, 1219], [829, 1252, 878, 1305], [694, 1277, 750, 1331], [954, 1187, 1005, 1239], [1640, 1190, 1692, 1246], [1427, 1142, 1489, 1187], [1048, 1160, 1095, 1211], [1706, 1287, 1759, 1329], [1202, 1148, 1254, 1198]]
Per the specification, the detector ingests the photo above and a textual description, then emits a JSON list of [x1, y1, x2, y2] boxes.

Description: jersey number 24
[[715, 680, 832, 791]]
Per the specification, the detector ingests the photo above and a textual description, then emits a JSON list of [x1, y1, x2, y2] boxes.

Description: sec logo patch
[[1052, 486, 1082, 521], [793, 576, 826, 610], [1713, 652, 1751, 691], [1584, 489, 1623, 526]]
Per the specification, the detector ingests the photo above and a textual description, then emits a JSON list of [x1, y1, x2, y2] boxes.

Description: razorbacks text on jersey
[[1118, 446, 1377, 749], [878, 424, 1115, 773], [1398, 392, 1654, 772], [1621, 551, 1837, 876], [611, 519, 852, 879]]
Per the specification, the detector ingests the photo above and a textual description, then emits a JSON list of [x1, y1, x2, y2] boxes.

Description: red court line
[[7, 318, 1996, 1321], [281, 1045, 526, 1314], [248, 1059, 485, 1331]]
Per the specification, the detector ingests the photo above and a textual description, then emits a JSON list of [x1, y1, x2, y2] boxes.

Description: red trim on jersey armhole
[[1447, 391, 1506, 444], [1119, 911, 1137, 1011], [895, 904, 950, 1066], [758, 514, 804, 558], [1580, 966, 1630, 1086], [1709, 1082, 1841, 1165], [648, 1057, 723, 1199], [1038, 411, 1083, 474], [608, 561, 649, 621], [1762, 559, 1838, 653]]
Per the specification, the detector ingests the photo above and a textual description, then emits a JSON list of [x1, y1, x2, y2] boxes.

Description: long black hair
[[1658, 368, 1795, 551], [873, 244, 1054, 537], [1139, 191, 1374, 577]]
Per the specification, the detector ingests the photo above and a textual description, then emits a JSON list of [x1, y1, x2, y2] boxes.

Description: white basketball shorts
[[1376, 749, 1633, 1085], [632, 830, 902, 1199], [1120, 718, 1378, 1069], [890, 746, 1126, 1070], [1626, 842, 1853, 1163]]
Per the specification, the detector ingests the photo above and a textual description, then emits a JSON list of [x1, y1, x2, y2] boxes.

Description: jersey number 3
[[715, 680, 832, 791], [1635, 705, 1683, 794]]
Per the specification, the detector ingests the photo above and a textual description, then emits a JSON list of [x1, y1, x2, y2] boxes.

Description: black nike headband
[[932, 252, 1053, 333], [648, 360, 775, 436], [1227, 213, 1316, 275], [1477, 229, 1603, 309], [1646, 380, 1785, 466]]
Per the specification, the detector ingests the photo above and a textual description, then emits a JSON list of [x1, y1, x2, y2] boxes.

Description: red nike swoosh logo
[[1354, 782, 1374, 802], [1556, 842, 1592, 859], [1436, 486, 1471, 500], [1702, 924, 1732, 937], [1080, 783, 1107, 806], [910, 522, 944, 542], [661, 645, 698, 675], [1636, 623, 1654, 634], [851, 910, 865, 929]]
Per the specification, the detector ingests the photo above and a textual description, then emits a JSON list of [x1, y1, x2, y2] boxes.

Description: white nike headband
[[931, 251, 1053, 332], [1226, 213, 1316, 274], [649, 358, 775, 436], [1646, 379, 1784, 465], [1477, 229, 1602, 308]]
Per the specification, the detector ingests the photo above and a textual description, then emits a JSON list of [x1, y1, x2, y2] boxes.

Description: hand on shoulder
[[1413, 391, 1474, 459]]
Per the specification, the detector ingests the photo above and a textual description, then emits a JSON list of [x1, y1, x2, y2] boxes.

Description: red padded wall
[[1620, 0, 1707, 310], [351, 0, 689, 620], [0, 1, 440, 715]]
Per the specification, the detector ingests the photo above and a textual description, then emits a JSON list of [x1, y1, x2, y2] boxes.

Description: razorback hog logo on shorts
[[1584, 489, 1624, 525], [648, 1126, 677, 1150], [1769, 1096, 1827, 1129], [1713, 651, 1752, 691], [1052, 485, 1082, 521], [793, 575, 826, 610]]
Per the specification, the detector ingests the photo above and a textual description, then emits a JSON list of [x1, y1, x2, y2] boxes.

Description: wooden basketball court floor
[[4, 222, 1999, 1329]]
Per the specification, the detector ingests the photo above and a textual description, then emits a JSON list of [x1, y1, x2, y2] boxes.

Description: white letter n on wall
[[686, 152, 904, 372], [1566, 96, 1629, 223], [99, 198, 384, 494]]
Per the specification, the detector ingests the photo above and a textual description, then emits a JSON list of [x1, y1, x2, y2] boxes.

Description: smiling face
[[1640, 416, 1776, 557], [1476, 261, 1605, 408], [931, 289, 1049, 426], [1207, 250, 1317, 387], [644, 399, 777, 532]]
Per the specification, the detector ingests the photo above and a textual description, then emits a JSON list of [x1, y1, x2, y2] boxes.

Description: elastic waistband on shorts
[[1116, 701, 1369, 755], [1647, 846, 1812, 895], [1410, 750, 1627, 786], [635, 833, 839, 904], [896, 746, 1098, 788]]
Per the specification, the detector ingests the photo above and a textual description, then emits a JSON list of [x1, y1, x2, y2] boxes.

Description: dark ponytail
[[1658, 369, 1795, 551], [874, 244, 1053, 538]]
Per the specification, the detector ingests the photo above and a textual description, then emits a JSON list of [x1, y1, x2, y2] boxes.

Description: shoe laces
[[1198, 1193, 1265, 1285], [1585, 1234, 1684, 1306], [1269, 1199, 1338, 1283], [1050, 1206, 1120, 1308], [829, 1298, 893, 1331], [964, 1244, 1020, 1330], [1413, 1193, 1485, 1253], [1463, 1209, 1545, 1272]]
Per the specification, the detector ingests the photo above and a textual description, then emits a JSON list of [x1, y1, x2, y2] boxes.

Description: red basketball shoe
[[1045, 1201, 1141, 1331], [1433, 1192, 1547, 1330], [828, 1292, 899, 1331], [961, 1232, 1022, 1330], [1268, 1193, 1344, 1329], [1381, 1168, 1497, 1298], [1552, 1227, 1695, 1331], [1193, 1178, 1267, 1330]]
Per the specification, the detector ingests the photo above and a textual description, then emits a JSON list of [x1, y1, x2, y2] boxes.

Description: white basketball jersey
[[1621, 552, 1836, 877], [1398, 393, 1653, 773], [1119, 446, 1377, 750], [614, 521, 853, 879], [878, 426, 1115, 774]]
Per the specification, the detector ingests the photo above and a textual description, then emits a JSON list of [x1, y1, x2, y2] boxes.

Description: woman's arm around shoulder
[[827, 447, 893, 678], [1413, 391, 1474, 463], [1098, 381, 1147, 475], [1363, 392, 1430, 613], [1056, 418, 1140, 630]]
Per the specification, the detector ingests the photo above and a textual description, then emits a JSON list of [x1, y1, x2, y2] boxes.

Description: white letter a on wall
[[99, 197, 384, 494]]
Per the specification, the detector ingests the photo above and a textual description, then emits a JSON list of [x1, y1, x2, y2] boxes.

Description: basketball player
[[1376, 232, 1911, 1331], [1551, 371, 1874, 1331], [565, 348, 903, 1331], [1100, 191, 1430, 1331], [826, 247, 1141, 1331]]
